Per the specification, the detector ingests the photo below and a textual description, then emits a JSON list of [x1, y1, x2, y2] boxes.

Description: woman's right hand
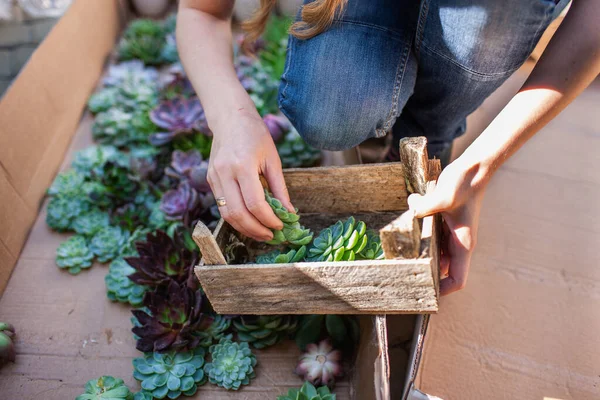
[[207, 108, 295, 242]]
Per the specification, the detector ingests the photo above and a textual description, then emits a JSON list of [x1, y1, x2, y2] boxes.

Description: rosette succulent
[[149, 97, 210, 145], [0, 322, 16, 366], [76, 376, 133, 400], [161, 67, 195, 100], [204, 338, 257, 390], [56, 235, 94, 274], [126, 229, 197, 287], [96, 161, 139, 205], [47, 169, 86, 196], [235, 55, 279, 116], [88, 87, 120, 114], [72, 209, 111, 237], [118, 19, 166, 65], [263, 113, 291, 142], [357, 230, 384, 260], [255, 246, 306, 264], [295, 339, 343, 389], [89, 226, 129, 263], [71, 145, 119, 177], [92, 108, 133, 147], [233, 315, 298, 349], [295, 315, 360, 352], [103, 60, 159, 87], [46, 194, 91, 232], [117, 74, 159, 111], [132, 281, 209, 352], [105, 258, 149, 307], [278, 382, 336, 400], [277, 130, 322, 169], [194, 315, 232, 348], [265, 190, 313, 247], [161, 33, 179, 64], [160, 181, 200, 221], [133, 392, 153, 400], [165, 150, 210, 193]]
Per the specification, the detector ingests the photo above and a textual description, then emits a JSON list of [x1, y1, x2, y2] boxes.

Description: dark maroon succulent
[[149, 97, 211, 145], [131, 280, 211, 352], [125, 229, 198, 288], [165, 150, 210, 193], [160, 181, 200, 221], [263, 114, 291, 142]]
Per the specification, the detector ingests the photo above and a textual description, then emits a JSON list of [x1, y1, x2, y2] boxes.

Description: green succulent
[[72, 209, 111, 237], [71, 145, 119, 177], [98, 161, 139, 205], [76, 375, 133, 400], [194, 315, 232, 348], [92, 108, 134, 147], [88, 87, 120, 114], [47, 169, 86, 196], [56, 235, 94, 274], [255, 246, 307, 264], [89, 226, 129, 263], [277, 130, 322, 169], [278, 382, 336, 400], [82, 181, 113, 209], [117, 75, 158, 111], [118, 19, 167, 66], [306, 216, 383, 262], [204, 338, 257, 390], [356, 230, 384, 260], [295, 315, 360, 352], [265, 190, 313, 247], [233, 315, 298, 349], [105, 258, 149, 307], [133, 392, 153, 400], [133, 347, 207, 399], [46, 194, 91, 232]]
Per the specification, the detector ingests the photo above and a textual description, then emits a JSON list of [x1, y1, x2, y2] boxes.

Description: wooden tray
[[193, 137, 442, 315]]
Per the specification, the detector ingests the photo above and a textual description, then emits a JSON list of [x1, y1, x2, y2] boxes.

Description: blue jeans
[[278, 0, 569, 161]]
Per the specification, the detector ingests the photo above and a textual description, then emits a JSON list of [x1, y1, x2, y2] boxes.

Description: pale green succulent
[[56, 235, 94, 274], [92, 108, 133, 147], [265, 190, 313, 247], [356, 230, 384, 260], [88, 87, 120, 114], [71, 145, 119, 178], [204, 338, 257, 390], [233, 315, 298, 349], [194, 315, 232, 348], [47, 169, 86, 196], [89, 226, 129, 263], [278, 382, 336, 400], [118, 76, 158, 111], [46, 195, 91, 232], [255, 246, 307, 264], [105, 258, 149, 307], [277, 129, 322, 169], [76, 375, 133, 400], [72, 209, 111, 237]]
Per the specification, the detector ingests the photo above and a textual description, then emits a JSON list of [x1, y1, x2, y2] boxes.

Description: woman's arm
[[177, 0, 294, 241], [409, 0, 600, 295]]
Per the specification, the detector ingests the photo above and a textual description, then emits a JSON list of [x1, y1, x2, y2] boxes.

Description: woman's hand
[[407, 159, 488, 295], [207, 109, 295, 242]]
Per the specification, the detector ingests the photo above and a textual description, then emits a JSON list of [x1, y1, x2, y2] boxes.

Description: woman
[[177, 0, 600, 295]]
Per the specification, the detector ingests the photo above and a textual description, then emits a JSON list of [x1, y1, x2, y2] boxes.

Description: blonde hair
[[242, 0, 347, 49]]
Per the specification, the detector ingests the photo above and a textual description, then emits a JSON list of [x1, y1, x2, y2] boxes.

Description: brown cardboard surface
[[418, 83, 600, 399]]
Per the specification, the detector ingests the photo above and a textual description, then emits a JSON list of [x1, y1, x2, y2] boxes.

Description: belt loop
[[414, 0, 430, 57]]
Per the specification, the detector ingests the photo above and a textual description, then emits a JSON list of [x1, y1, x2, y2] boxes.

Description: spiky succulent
[[56, 235, 94, 274], [105, 258, 149, 307], [295, 339, 343, 389], [46, 194, 91, 232], [76, 376, 133, 400], [149, 97, 210, 145], [165, 149, 210, 193], [160, 181, 200, 221], [233, 315, 298, 349], [88, 87, 120, 114], [278, 382, 336, 400], [255, 246, 306, 264], [263, 113, 291, 142], [47, 169, 86, 196], [71, 145, 119, 178], [118, 19, 166, 65], [204, 338, 257, 390], [277, 129, 322, 169], [133, 347, 207, 399], [89, 226, 129, 263], [194, 315, 232, 348], [265, 190, 313, 247], [72, 209, 111, 237], [295, 315, 360, 353], [126, 229, 197, 287], [132, 281, 209, 353], [0, 322, 16, 366]]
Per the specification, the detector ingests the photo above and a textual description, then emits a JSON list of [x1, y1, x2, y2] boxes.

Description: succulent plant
[[56, 235, 94, 274], [161, 67, 195, 100], [117, 74, 159, 111], [132, 280, 209, 353], [295, 339, 343, 389], [72, 209, 111, 237], [306, 216, 371, 262], [356, 230, 384, 260], [103, 60, 159, 87], [88, 87, 120, 114], [48, 169, 86, 196], [149, 97, 210, 145], [295, 315, 360, 353], [92, 108, 134, 147], [76, 376, 133, 400], [165, 149, 210, 193], [278, 382, 336, 400], [160, 181, 200, 221], [204, 338, 257, 390], [118, 19, 166, 65], [105, 258, 149, 307], [133, 347, 207, 399], [171, 132, 213, 160], [126, 229, 197, 288], [161, 33, 179, 64], [71, 145, 119, 178], [277, 129, 322, 169], [255, 246, 306, 264], [265, 190, 313, 247], [233, 315, 298, 349], [95, 161, 139, 206], [46, 195, 91, 232], [148, 202, 170, 230], [0, 322, 16, 366], [133, 392, 153, 400], [263, 113, 291, 142], [194, 315, 232, 348], [235, 55, 279, 116], [89, 226, 129, 263]]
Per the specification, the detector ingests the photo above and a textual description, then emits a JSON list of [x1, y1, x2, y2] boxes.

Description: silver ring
[[216, 197, 227, 207]]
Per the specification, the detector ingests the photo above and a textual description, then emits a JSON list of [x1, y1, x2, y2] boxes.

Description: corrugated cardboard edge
[[0, 0, 128, 296]]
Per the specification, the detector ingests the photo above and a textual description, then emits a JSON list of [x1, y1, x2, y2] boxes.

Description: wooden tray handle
[[192, 220, 227, 266]]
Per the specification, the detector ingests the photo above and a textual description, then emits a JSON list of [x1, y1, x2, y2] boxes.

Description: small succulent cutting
[[295, 339, 343, 389], [194, 315, 232, 348], [265, 190, 313, 247], [56, 235, 95, 274], [89, 226, 130, 263], [204, 338, 257, 390], [76, 376, 133, 400], [165, 149, 210, 193], [118, 19, 167, 66], [160, 181, 200, 221], [46, 194, 91, 232], [255, 246, 307, 264], [0, 322, 16, 366], [132, 280, 209, 353], [133, 347, 207, 399], [277, 129, 322, 169], [278, 382, 336, 400], [233, 315, 298, 349], [295, 315, 360, 353], [149, 97, 210, 146], [105, 258, 149, 307]]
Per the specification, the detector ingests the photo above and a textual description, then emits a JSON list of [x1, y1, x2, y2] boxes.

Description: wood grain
[[380, 209, 421, 259], [192, 221, 227, 266], [399, 137, 429, 195]]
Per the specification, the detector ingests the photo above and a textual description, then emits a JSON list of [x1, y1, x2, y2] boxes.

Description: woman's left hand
[[407, 158, 489, 296]]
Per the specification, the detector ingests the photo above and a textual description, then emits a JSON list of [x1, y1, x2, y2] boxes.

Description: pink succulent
[[160, 181, 200, 221], [295, 339, 343, 388], [165, 150, 210, 193]]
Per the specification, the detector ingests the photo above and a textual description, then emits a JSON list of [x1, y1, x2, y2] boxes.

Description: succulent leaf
[[118, 19, 167, 66], [72, 209, 111, 237], [194, 315, 232, 348], [48, 170, 86, 196], [89, 226, 130, 263], [0, 323, 16, 366], [56, 235, 94, 275], [264, 190, 313, 248], [295, 315, 360, 353], [160, 181, 200, 221], [204, 338, 257, 390], [277, 382, 336, 400], [295, 339, 343, 389], [46, 194, 91, 232], [232, 315, 298, 349], [105, 258, 149, 307], [277, 129, 321, 168], [76, 375, 133, 400], [165, 149, 210, 193]]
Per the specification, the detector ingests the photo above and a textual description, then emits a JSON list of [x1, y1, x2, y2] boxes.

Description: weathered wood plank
[[194, 259, 438, 315], [399, 137, 429, 195], [380, 209, 421, 259], [192, 221, 227, 266]]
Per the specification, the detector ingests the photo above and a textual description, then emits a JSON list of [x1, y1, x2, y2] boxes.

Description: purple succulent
[[263, 114, 291, 142], [235, 33, 266, 54], [165, 150, 210, 193], [149, 97, 211, 146], [160, 181, 200, 221]]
